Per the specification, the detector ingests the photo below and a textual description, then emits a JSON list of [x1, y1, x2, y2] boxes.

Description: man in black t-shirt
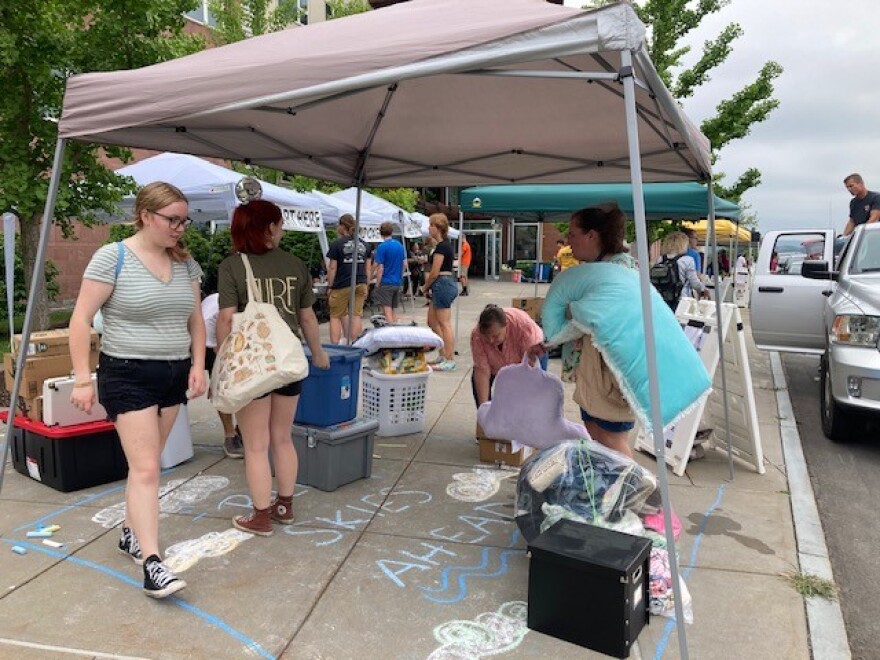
[[326, 214, 369, 343], [843, 173, 880, 237]]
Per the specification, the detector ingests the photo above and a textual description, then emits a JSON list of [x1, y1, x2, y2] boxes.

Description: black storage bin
[[527, 519, 652, 658], [4, 413, 128, 493]]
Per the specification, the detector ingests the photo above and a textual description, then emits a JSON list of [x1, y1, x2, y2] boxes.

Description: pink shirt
[[471, 307, 544, 375]]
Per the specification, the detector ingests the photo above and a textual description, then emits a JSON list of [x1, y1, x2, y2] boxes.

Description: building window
[[185, 0, 217, 27]]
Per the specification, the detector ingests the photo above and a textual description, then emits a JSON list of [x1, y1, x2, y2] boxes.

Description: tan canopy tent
[[58, 1, 710, 185], [6, 4, 737, 651]]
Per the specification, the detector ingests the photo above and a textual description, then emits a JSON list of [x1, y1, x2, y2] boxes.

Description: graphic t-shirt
[[326, 236, 369, 289], [850, 191, 880, 226], [373, 238, 406, 286], [217, 249, 315, 336]]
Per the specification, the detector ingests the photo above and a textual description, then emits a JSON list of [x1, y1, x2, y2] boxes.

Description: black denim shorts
[[256, 380, 303, 399], [97, 353, 191, 421]]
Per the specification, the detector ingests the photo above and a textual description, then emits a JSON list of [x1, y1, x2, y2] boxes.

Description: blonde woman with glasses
[[69, 181, 207, 599]]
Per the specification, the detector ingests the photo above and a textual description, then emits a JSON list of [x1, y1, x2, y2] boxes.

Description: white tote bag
[[210, 254, 309, 413]]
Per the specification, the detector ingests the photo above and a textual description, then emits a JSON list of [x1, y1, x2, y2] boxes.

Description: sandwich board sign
[[635, 298, 764, 476]]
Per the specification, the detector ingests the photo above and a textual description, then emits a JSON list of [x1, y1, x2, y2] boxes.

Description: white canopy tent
[[331, 188, 423, 240], [412, 211, 459, 240], [307, 189, 385, 242], [4, 4, 742, 651], [115, 152, 332, 257]]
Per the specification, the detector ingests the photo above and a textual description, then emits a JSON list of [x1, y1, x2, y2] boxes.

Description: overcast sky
[[566, 0, 880, 233]]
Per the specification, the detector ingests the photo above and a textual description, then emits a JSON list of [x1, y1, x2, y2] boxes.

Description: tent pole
[[3, 213, 17, 346], [621, 51, 689, 658], [453, 209, 464, 354], [0, 138, 67, 496], [708, 185, 736, 481], [346, 186, 363, 346], [534, 214, 542, 297]]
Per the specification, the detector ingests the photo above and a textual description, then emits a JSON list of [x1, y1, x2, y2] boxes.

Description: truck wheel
[[820, 353, 858, 442]]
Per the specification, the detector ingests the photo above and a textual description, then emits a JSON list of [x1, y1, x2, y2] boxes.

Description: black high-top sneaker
[[118, 526, 144, 566], [143, 555, 187, 599]]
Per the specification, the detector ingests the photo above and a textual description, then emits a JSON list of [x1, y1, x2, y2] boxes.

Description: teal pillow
[[542, 262, 710, 430]]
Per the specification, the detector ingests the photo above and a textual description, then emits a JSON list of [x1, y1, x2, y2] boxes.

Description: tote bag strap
[[240, 254, 262, 304]]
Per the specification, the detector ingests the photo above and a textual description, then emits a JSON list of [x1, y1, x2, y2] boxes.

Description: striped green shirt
[[84, 243, 203, 360]]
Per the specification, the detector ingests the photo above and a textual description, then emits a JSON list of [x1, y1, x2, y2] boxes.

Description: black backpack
[[650, 255, 684, 309]]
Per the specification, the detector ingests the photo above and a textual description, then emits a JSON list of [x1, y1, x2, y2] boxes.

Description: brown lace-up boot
[[233, 506, 273, 536], [271, 495, 295, 524]]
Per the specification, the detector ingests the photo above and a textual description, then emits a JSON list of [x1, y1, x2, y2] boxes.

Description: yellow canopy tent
[[683, 219, 752, 242]]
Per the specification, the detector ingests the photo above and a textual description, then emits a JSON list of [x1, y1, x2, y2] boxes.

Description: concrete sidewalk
[[0, 278, 828, 659]]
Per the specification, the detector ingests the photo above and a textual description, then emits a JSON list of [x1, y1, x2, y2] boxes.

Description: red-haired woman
[[216, 200, 329, 535]]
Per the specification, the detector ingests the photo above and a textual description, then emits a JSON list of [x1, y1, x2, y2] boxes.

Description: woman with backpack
[[69, 182, 206, 599], [656, 231, 707, 310]]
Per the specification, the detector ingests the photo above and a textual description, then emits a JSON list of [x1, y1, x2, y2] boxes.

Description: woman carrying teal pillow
[[531, 204, 711, 458]]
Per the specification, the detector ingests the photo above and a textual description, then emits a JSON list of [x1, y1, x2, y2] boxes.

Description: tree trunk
[[21, 215, 50, 331]]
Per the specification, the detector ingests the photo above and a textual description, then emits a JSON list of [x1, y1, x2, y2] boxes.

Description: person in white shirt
[[202, 292, 242, 458]]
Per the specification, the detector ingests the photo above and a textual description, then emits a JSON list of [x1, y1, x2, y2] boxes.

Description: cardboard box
[[12, 329, 99, 358], [477, 422, 534, 466], [4, 350, 99, 400], [511, 297, 544, 321], [16, 396, 43, 423]]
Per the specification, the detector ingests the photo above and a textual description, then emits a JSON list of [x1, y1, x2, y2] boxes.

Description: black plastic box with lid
[[527, 518, 652, 658]]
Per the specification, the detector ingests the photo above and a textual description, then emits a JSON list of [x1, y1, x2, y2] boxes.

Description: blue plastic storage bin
[[295, 344, 365, 427]]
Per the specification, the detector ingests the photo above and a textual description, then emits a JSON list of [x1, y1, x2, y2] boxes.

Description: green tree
[[209, 0, 304, 44], [326, 0, 371, 19], [0, 1, 204, 329], [582, 0, 782, 207], [632, 0, 782, 203]]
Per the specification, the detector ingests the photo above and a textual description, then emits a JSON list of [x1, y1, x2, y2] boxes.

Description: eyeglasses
[[151, 210, 192, 230]]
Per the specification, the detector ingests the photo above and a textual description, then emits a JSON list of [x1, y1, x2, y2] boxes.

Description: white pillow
[[353, 325, 443, 355]]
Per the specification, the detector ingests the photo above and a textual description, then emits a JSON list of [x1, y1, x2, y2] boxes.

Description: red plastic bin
[[1, 411, 128, 492]]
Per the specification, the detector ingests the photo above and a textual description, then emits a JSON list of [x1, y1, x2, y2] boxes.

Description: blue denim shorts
[[580, 407, 635, 433], [97, 353, 190, 421], [430, 275, 459, 309]]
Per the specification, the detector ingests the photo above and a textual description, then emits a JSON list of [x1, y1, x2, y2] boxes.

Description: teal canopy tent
[[460, 182, 740, 219]]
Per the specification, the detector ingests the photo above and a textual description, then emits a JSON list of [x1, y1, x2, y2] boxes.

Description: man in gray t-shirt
[[843, 173, 880, 236]]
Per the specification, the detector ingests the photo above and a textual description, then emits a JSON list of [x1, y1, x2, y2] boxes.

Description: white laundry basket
[[361, 369, 429, 437]]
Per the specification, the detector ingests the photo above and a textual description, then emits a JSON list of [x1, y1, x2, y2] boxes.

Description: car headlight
[[830, 315, 880, 346]]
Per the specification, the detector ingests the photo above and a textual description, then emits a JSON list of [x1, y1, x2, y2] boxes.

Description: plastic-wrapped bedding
[[514, 439, 658, 543], [353, 325, 442, 355]]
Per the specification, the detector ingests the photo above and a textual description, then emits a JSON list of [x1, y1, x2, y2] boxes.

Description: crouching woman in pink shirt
[[471, 304, 547, 407]]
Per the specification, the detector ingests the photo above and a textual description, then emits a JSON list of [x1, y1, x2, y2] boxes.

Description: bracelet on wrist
[[73, 381, 93, 388]]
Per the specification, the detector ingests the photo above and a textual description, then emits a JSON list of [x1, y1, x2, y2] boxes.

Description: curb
[[770, 352, 851, 660]]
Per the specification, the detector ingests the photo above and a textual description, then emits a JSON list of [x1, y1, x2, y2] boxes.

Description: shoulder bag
[[210, 254, 308, 413]]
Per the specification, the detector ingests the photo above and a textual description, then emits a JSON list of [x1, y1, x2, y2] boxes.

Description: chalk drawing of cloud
[[91, 476, 231, 528], [445, 468, 517, 503], [428, 601, 528, 659], [164, 528, 253, 573]]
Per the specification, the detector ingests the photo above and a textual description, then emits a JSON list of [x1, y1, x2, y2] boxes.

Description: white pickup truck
[[750, 224, 880, 441]]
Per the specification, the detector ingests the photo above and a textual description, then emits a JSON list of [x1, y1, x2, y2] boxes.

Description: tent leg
[[0, 138, 67, 496], [707, 186, 736, 482], [346, 187, 364, 346], [453, 210, 464, 354], [621, 51, 689, 659]]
